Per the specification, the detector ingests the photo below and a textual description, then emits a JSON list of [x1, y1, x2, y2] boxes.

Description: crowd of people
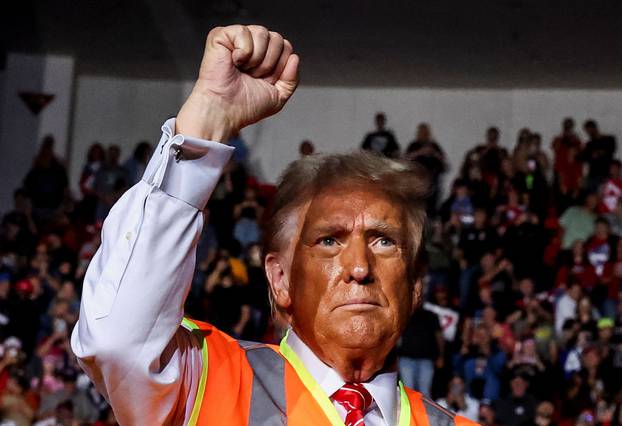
[[0, 113, 620, 425]]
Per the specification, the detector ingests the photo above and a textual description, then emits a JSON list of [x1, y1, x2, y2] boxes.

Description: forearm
[[71, 118, 233, 423]]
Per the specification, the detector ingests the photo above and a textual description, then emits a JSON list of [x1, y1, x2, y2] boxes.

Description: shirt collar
[[286, 329, 398, 426]]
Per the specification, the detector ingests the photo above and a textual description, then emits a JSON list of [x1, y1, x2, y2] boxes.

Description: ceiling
[[3, 0, 622, 87]]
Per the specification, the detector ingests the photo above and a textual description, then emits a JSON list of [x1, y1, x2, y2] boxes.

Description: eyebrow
[[309, 221, 403, 239]]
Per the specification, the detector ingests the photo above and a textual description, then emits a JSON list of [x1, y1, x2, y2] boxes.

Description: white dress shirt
[[287, 331, 399, 426], [71, 119, 400, 425]]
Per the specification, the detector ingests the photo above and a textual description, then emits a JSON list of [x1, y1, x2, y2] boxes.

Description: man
[[599, 160, 622, 215], [405, 123, 447, 215], [71, 25, 477, 425], [94, 145, 128, 222], [555, 281, 582, 335], [493, 369, 538, 426], [299, 139, 315, 156], [580, 119, 617, 191], [559, 192, 598, 250], [477, 127, 507, 184], [437, 376, 480, 422], [551, 117, 582, 198], [360, 112, 400, 158], [398, 306, 444, 397]]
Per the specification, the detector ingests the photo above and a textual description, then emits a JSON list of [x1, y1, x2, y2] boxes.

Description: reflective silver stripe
[[239, 340, 287, 426], [422, 396, 456, 426]]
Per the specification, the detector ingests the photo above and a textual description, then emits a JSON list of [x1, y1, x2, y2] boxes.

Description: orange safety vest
[[182, 318, 479, 426]]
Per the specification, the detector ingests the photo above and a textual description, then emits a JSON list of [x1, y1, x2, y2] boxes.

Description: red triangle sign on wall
[[18, 92, 55, 115]]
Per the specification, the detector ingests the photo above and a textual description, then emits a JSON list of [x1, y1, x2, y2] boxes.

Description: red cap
[[14, 279, 33, 294]]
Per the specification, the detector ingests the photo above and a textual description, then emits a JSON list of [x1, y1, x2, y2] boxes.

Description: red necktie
[[332, 383, 374, 426]]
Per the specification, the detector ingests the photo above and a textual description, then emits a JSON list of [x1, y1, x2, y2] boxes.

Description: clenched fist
[[177, 25, 299, 142]]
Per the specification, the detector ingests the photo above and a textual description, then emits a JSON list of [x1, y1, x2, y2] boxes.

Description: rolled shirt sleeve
[[71, 118, 234, 424]]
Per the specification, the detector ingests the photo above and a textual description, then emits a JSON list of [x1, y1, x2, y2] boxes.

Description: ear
[[265, 252, 292, 311], [410, 278, 423, 313]]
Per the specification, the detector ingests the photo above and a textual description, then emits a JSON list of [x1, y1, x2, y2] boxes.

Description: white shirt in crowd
[[436, 396, 480, 422], [70, 119, 400, 425]]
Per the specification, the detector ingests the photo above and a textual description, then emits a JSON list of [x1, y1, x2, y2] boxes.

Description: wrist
[[176, 90, 235, 142]]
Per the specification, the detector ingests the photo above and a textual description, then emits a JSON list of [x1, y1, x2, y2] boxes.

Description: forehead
[[301, 184, 405, 230]]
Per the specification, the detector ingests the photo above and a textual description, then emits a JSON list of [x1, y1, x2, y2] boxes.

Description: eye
[[378, 237, 395, 247], [319, 237, 337, 247]]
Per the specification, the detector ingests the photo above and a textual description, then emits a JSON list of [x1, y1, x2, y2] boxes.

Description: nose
[[342, 236, 374, 284]]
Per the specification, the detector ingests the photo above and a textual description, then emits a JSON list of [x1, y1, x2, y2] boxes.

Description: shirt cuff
[[142, 118, 235, 210]]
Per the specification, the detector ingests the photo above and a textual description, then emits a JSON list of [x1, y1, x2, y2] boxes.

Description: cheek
[[377, 260, 413, 314], [290, 250, 341, 309]]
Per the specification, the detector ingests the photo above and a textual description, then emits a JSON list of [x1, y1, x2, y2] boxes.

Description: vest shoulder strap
[[238, 340, 287, 426]]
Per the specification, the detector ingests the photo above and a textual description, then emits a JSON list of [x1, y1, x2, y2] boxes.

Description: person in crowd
[[1, 189, 37, 258], [556, 281, 584, 335], [477, 126, 509, 187], [299, 139, 315, 156], [227, 131, 249, 165], [552, 118, 582, 182], [581, 119, 617, 192], [78, 143, 105, 223], [360, 111, 400, 158], [457, 323, 506, 400], [23, 135, 68, 226], [203, 255, 251, 338], [243, 243, 271, 341], [437, 375, 480, 421], [405, 122, 447, 214], [494, 367, 538, 426], [559, 193, 598, 250], [398, 306, 445, 396], [233, 205, 261, 250], [458, 209, 499, 312], [93, 145, 127, 222], [123, 141, 152, 186], [534, 401, 555, 426], [599, 160, 622, 215], [0, 371, 34, 426], [449, 179, 475, 225], [552, 118, 584, 211]]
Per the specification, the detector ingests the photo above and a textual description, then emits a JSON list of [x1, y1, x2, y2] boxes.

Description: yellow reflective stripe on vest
[[182, 318, 209, 426], [279, 329, 411, 426], [398, 381, 411, 426], [279, 330, 343, 425]]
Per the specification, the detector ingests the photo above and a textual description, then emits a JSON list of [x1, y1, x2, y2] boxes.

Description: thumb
[[274, 54, 300, 104]]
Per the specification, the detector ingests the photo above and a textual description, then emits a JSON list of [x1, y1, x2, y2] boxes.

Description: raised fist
[[177, 25, 299, 141]]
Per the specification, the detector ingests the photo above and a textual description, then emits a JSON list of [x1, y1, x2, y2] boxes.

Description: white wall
[[247, 88, 622, 190], [71, 78, 622, 198], [69, 76, 186, 195], [0, 54, 74, 212]]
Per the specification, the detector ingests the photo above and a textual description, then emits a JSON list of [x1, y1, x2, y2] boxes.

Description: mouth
[[336, 299, 381, 311]]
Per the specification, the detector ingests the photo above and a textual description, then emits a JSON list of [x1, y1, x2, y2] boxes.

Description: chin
[[329, 314, 392, 350]]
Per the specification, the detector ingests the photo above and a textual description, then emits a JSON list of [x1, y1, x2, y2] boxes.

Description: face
[[375, 114, 386, 129], [563, 118, 574, 132], [474, 209, 487, 227], [585, 194, 598, 210], [584, 124, 598, 139], [486, 128, 499, 144], [595, 222, 610, 238], [278, 185, 419, 364], [416, 124, 431, 140], [511, 376, 528, 397], [519, 278, 534, 296]]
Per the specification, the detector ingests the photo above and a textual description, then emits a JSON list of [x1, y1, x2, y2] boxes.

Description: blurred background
[[3, 0, 622, 425]]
